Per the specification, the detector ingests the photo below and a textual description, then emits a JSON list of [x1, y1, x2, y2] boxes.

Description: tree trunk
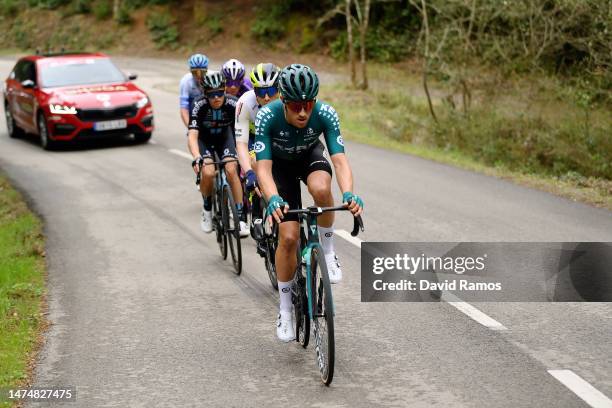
[[345, 0, 357, 87], [359, 0, 370, 90], [113, 0, 120, 20], [420, 0, 438, 123]]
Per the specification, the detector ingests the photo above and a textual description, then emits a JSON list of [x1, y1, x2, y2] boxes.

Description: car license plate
[[94, 119, 127, 131]]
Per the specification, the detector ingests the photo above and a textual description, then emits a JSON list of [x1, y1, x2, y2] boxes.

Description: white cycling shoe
[[239, 221, 250, 238], [201, 209, 213, 233], [276, 309, 295, 342], [326, 253, 343, 284]]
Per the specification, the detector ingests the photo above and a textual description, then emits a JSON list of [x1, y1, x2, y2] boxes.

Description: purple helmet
[[222, 59, 246, 81]]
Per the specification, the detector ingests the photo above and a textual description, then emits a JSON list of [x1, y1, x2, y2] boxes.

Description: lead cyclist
[[255, 64, 364, 342]]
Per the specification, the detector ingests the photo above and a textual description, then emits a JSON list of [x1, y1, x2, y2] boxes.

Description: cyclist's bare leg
[[200, 158, 215, 197], [224, 159, 243, 205], [276, 221, 299, 282], [306, 170, 334, 228]]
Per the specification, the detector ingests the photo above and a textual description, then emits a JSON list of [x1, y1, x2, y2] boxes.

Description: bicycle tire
[[310, 245, 335, 385], [264, 225, 279, 290], [223, 185, 242, 275], [214, 183, 227, 260], [294, 270, 310, 348]]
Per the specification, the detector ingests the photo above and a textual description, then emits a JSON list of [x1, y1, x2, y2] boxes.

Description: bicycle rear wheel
[[223, 185, 242, 275], [310, 245, 335, 385], [213, 183, 227, 259], [264, 225, 278, 290]]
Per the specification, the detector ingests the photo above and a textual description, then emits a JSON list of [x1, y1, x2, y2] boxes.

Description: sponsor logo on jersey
[[337, 135, 344, 146], [224, 148, 229, 155], [253, 141, 266, 153], [191, 120, 197, 127], [307, 128, 315, 135]]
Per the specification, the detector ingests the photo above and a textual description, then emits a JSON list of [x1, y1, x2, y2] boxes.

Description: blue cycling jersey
[[179, 73, 203, 113]]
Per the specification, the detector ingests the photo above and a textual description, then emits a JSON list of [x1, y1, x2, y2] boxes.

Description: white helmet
[[222, 59, 246, 81]]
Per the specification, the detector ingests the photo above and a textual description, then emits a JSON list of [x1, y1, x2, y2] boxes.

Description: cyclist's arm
[[187, 101, 203, 159], [179, 76, 191, 127], [256, 160, 278, 200], [330, 153, 353, 196], [234, 97, 252, 172], [180, 108, 190, 127]]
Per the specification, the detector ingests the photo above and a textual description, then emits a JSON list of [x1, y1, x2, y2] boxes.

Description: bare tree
[[353, 0, 371, 89], [113, 0, 121, 20], [345, 0, 357, 87], [418, 0, 438, 123]]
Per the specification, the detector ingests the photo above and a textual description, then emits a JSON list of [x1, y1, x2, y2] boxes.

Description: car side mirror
[[128, 73, 138, 81], [21, 79, 35, 89]]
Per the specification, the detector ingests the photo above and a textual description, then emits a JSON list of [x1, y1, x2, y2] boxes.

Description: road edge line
[[548, 370, 612, 408]]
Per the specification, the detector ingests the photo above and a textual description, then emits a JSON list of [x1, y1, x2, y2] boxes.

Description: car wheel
[[38, 111, 56, 150], [4, 102, 24, 138], [134, 132, 152, 143]]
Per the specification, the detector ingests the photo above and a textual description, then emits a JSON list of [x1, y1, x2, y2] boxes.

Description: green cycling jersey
[[254, 99, 345, 161]]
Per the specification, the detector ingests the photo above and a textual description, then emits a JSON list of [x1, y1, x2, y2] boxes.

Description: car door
[[6, 60, 25, 126], [18, 60, 38, 132]]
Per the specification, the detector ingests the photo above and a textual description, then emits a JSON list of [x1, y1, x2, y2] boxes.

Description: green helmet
[[279, 64, 319, 101], [201, 70, 225, 90]]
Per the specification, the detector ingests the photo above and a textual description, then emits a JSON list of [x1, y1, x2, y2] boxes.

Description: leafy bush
[[0, 0, 19, 16], [92, 0, 111, 20], [38, 0, 70, 9], [147, 10, 179, 48], [116, 4, 131, 24], [251, 2, 290, 41]]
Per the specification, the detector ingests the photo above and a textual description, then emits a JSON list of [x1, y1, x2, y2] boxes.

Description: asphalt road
[[1, 56, 611, 408]]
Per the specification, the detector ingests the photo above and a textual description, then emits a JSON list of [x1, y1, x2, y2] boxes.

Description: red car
[[3, 52, 154, 149]]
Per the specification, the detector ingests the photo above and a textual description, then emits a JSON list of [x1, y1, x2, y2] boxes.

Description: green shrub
[[38, 0, 70, 9], [251, 2, 289, 41], [93, 0, 111, 20], [116, 4, 132, 24], [147, 10, 179, 48], [206, 14, 223, 36], [0, 0, 19, 16]]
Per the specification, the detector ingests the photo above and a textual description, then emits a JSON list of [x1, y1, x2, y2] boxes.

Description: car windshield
[[39, 58, 126, 88]]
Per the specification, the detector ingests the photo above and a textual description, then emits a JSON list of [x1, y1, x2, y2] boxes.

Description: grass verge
[[322, 83, 612, 211], [0, 173, 46, 407]]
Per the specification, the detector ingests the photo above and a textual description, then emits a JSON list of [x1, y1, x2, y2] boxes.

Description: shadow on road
[[11, 132, 149, 152]]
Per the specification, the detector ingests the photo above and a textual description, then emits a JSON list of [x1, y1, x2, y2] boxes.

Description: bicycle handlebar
[[286, 205, 365, 237], [194, 158, 239, 185]]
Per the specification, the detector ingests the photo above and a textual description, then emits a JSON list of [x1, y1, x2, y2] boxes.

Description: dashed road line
[[168, 148, 193, 160], [548, 370, 612, 408], [335, 230, 507, 331]]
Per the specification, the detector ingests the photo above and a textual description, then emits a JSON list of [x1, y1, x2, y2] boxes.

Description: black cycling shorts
[[272, 142, 332, 222], [198, 132, 237, 160]]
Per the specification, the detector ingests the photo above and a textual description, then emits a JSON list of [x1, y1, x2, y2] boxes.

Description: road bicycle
[[196, 157, 242, 275], [288, 205, 363, 385]]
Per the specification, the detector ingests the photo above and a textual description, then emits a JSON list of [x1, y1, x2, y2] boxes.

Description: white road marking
[[441, 292, 507, 330], [548, 370, 612, 408], [335, 229, 362, 248], [169, 148, 192, 160], [335, 230, 507, 331]]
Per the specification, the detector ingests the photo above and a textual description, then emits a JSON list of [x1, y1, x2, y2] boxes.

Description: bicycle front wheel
[[213, 183, 227, 259], [310, 245, 335, 385], [223, 185, 242, 275]]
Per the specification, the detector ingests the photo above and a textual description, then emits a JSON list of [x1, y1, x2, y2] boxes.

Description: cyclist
[[235, 63, 281, 238], [188, 71, 249, 237], [222, 59, 253, 98], [180, 53, 208, 128], [255, 64, 364, 342]]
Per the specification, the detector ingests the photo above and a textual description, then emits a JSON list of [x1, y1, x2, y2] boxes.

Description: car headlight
[[135, 96, 149, 109], [49, 104, 77, 115]]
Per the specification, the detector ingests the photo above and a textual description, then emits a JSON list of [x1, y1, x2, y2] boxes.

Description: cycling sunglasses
[[284, 99, 315, 114], [226, 79, 242, 88], [205, 89, 225, 99], [191, 68, 207, 77], [254, 86, 278, 98]]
